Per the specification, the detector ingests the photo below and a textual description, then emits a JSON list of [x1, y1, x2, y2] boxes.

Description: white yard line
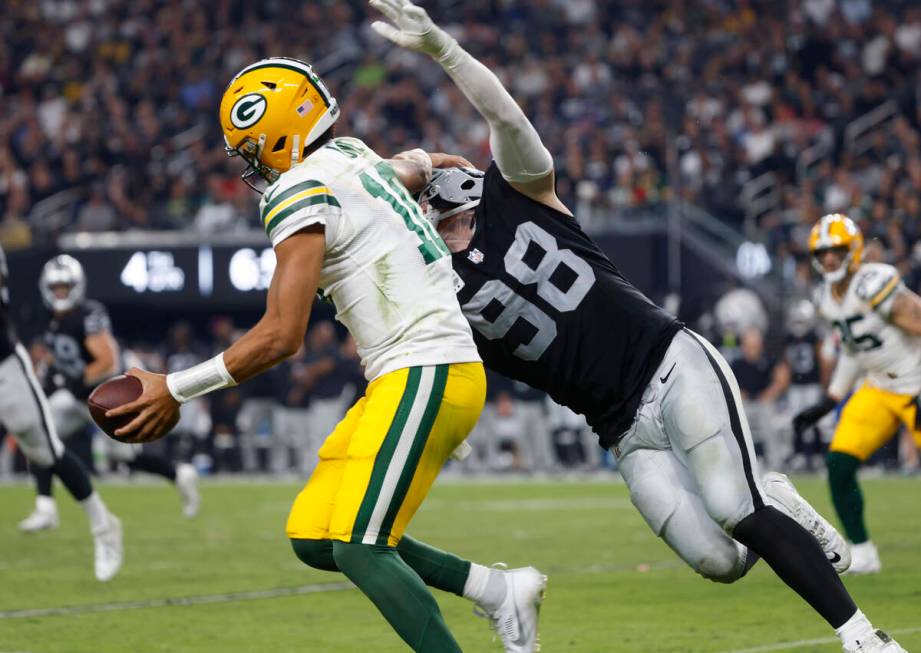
[[424, 496, 633, 511], [0, 559, 681, 621], [0, 582, 354, 620], [719, 626, 921, 653]]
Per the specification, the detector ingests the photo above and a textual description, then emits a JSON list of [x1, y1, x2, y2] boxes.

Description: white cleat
[[762, 472, 851, 573], [176, 463, 201, 518], [845, 541, 882, 575], [476, 566, 547, 653], [93, 513, 123, 582], [18, 502, 60, 533], [844, 629, 907, 652]]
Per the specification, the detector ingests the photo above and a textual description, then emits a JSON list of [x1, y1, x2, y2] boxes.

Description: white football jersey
[[259, 137, 480, 381], [816, 262, 921, 395]]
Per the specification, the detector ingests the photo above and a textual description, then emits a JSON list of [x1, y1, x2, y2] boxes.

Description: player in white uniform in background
[[0, 245, 122, 581], [107, 57, 545, 653], [794, 213, 921, 575]]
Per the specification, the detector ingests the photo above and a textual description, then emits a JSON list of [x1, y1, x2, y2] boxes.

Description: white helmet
[[419, 167, 484, 225], [40, 255, 86, 313]]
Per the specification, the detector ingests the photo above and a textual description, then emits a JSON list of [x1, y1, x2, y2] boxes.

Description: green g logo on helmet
[[231, 93, 268, 129]]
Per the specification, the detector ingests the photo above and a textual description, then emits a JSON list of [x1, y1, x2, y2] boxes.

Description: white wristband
[[166, 353, 237, 403]]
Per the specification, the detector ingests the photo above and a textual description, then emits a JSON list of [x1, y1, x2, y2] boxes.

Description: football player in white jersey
[[106, 58, 545, 653], [794, 213, 921, 575]]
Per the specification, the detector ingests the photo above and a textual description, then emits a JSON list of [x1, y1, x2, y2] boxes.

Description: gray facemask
[[419, 167, 484, 226]]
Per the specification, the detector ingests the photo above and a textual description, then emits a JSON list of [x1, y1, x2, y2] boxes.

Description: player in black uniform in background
[[0, 245, 123, 581], [19, 255, 200, 532], [778, 300, 832, 471], [372, 1, 905, 650]]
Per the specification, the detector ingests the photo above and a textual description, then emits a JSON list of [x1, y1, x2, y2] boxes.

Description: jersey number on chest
[[463, 221, 596, 361], [832, 314, 883, 352], [359, 162, 449, 264]]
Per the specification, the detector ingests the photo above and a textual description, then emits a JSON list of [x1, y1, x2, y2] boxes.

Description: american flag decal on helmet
[[296, 98, 314, 116]]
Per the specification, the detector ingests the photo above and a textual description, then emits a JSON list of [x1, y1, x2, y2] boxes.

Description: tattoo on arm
[[892, 290, 921, 336]]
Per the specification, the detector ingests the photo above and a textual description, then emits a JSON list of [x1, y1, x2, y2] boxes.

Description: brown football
[[88, 375, 143, 440]]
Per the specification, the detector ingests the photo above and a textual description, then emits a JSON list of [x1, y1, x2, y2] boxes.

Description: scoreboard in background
[[56, 232, 277, 308]]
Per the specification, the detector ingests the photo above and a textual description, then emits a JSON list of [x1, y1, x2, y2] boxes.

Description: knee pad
[[290, 538, 337, 572], [691, 539, 747, 584]]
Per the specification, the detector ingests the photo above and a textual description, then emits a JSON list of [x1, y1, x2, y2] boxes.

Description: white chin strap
[[813, 250, 852, 283], [822, 267, 848, 283], [427, 200, 480, 226]]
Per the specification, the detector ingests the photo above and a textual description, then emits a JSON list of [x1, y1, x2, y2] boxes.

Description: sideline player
[[18, 255, 200, 530], [776, 299, 832, 471], [794, 213, 921, 574], [0, 245, 122, 581], [106, 58, 545, 653], [371, 1, 905, 650]]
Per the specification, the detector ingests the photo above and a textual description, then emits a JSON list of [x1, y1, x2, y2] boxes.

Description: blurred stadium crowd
[[3, 0, 921, 477], [2, 1, 921, 246]]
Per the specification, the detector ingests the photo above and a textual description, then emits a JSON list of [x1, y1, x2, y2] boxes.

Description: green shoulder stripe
[[263, 179, 327, 217], [266, 194, 341, 234]]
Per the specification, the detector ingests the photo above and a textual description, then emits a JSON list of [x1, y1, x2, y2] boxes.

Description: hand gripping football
[[88, 375, 143, 440]]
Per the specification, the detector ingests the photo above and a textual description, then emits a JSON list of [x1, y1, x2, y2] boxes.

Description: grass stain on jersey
[[373, 256, 399, 328]]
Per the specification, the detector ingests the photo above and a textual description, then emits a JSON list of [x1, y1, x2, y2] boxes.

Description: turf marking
[[0, 582, 353, 620], [425, 496, 633, 511], [0, 558, 682, 621], [720, 626, 921, 652]]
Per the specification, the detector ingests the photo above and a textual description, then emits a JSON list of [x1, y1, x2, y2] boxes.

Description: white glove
[[369, 0, 455, 59]]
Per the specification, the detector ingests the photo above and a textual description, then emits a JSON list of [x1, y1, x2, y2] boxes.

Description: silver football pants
[[614, 329, 766, 583]]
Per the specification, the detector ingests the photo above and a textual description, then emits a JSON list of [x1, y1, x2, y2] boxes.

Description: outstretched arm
[[371, 0, 570, 215], [389, 150, 474, 194], [108, 228, 324, 442]]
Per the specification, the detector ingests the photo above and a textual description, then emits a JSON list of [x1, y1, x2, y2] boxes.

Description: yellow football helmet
[[219, 57, 339, 191], [808, 213, 864, 282]]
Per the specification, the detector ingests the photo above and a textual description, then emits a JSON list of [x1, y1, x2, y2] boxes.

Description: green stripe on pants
[[375, 365, 449, 545], [351, 367, 421, 543]]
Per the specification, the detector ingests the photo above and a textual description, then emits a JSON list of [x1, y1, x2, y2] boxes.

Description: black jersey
[[452, 164, 682, 448], [785, 331, 821, 386], [0, 245, 18, 361], [43, 299, 114, 400]]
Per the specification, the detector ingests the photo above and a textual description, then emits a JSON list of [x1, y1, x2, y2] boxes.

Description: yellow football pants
[[831, 383, 921, 461], [286, 362, 485, 547]]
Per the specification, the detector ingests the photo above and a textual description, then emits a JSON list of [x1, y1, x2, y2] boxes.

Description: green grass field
[[1, 475, 918, 652]]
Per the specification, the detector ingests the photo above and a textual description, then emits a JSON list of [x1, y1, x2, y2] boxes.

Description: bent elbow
[[271, 333, 303, 361]]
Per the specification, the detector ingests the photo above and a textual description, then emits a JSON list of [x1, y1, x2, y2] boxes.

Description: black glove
[[792, 395, 838, 434]]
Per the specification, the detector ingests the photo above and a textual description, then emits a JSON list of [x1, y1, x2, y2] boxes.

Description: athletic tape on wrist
[[166, 353, 237, 403], [403, 148, 433, 183]]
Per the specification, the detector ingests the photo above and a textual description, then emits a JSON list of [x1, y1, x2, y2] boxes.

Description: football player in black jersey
[[0, 245, 123, 581], [371, 1, 905, 650], [778, 300, 832, 471], [19, 255, 200, 531]]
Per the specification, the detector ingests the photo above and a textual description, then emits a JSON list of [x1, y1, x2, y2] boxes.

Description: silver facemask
[[419, 167, 484, 226]]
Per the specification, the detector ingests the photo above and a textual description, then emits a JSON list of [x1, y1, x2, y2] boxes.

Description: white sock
[[463, 563, 507, 610], [36, 495, 57, 514], [836, 610, 875, 650], [80, 492, 110, 533]]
